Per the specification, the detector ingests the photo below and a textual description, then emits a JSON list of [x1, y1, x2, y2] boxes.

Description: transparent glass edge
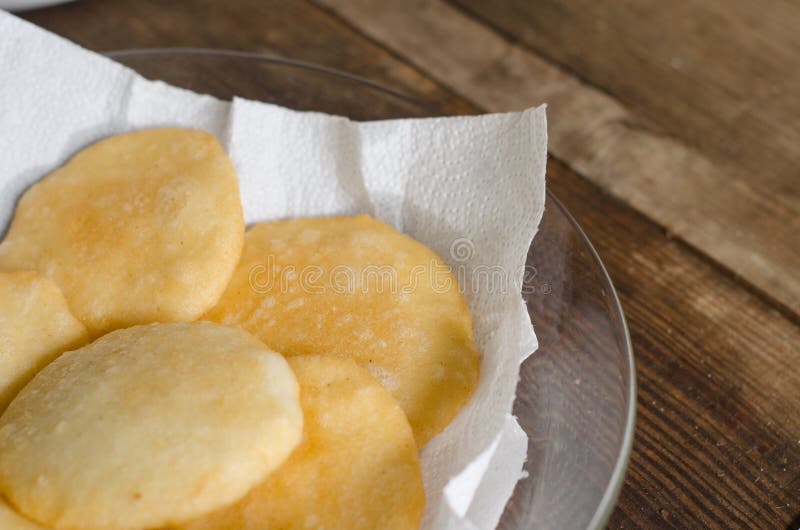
[[547, 191, 636, 530], [104, 48, 419, 103]]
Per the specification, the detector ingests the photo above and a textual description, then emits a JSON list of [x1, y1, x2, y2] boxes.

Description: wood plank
[[20, 0, 473, 117], [453, 0, 800, 197], [20, 2, 800, 526], [315, 0, 800, 318], [545, 161, 800, 529]]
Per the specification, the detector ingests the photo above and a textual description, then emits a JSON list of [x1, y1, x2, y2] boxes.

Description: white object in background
[[0, 0, 74, 12]]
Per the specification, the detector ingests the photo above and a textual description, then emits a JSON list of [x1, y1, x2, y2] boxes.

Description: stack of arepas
[[0, 128, 479, 530]]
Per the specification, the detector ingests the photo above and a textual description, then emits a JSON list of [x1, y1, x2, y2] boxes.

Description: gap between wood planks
[[313, 0, 800, 320]]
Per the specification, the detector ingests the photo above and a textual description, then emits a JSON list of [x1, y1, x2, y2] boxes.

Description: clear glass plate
[[108, 49, 636, 530]]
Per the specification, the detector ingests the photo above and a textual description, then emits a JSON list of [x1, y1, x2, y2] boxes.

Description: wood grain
[[20, 0, 472, 117], [18, 1, 800, 527], [315, 0, 800, 319], [547, 161, 800, 529], [453, 0, 800, 196]]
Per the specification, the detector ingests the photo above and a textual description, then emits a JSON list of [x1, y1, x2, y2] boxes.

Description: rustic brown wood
[[547, 161, 800, 529], [315, 0, 800, 319], [18, 1, 800, 527], [453, 0, 800, 196], [20, 0, 473, 117]]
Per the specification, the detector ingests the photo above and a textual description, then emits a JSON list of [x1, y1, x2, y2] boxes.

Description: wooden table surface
[[18, 1, 800, 528]]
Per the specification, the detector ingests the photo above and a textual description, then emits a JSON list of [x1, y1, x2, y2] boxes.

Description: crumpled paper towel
[[0, 11, 547, 530]]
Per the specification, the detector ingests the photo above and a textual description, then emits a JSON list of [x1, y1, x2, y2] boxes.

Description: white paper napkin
[[0, 11, 547, 530]]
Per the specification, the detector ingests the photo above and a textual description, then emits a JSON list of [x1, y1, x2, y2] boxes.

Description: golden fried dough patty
[[0, 128, 244, 336], [0, 322, 302, 530], [0, 271, 87, 412], [178, 355, 424, 530], [206, 214, 479, 445]]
